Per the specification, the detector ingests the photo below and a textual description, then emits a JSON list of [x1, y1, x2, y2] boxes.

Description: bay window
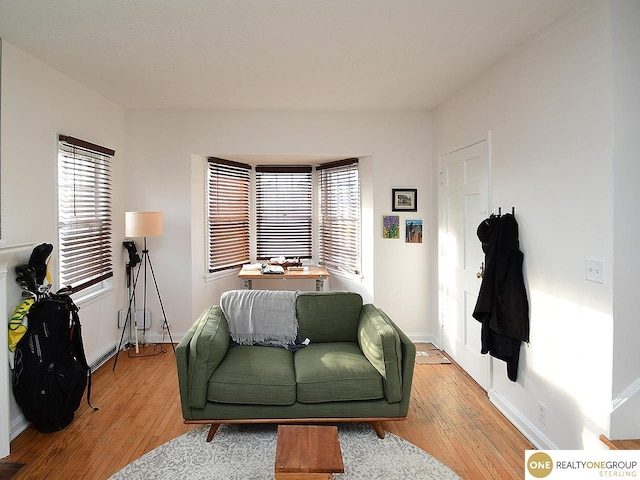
[[206, 156, 360, 276]]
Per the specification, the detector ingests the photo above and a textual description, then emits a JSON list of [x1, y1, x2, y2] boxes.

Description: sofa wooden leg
[[206, 423, 221, 442], [368, 421, 385, 439]]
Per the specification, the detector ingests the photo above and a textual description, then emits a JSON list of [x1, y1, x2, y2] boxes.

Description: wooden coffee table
[[274, 425, 345, 479]]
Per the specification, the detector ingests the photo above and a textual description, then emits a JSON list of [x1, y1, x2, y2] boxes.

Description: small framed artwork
[[406, 220, 423, 243], [392, 188, 417, 212], [383, 215, 400, 239]]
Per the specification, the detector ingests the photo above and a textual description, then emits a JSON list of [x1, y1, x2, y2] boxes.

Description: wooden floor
[[2, 344, 532, 479]]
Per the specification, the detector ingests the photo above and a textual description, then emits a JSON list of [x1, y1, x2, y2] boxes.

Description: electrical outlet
[[537, 402, 547, 426], [117, 309, 151, 330], [585, 258, 604, 284]]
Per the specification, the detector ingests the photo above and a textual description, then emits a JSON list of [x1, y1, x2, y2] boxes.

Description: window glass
[[318, 159, 360, 275], [58, 136, 114, 293], [207, 158, 251, 272], [255, 166, 313, 260]]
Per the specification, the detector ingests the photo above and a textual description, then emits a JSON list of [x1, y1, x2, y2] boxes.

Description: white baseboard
[[612, 376, 640, 411], [11, 414, 29, 441], [610, 376, 640, 439], [139, 332, 183, 345], [407, 333, 439, 345], [489, 388, 558, 450]]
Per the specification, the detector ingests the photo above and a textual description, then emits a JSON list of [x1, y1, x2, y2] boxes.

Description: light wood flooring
[[2, 344, 533, 479]]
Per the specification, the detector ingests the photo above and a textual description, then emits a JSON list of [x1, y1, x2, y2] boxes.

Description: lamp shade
[[125, 211, 163, 238]]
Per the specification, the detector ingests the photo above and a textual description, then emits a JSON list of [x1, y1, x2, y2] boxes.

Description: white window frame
[[57, 135, 114, 299], [206, 158, 252, 273], [255, 165, 313, 261], [317, 158, 361, 276]]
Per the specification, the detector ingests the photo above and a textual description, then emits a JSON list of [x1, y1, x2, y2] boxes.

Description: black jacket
[[473, 213, 529, 381]]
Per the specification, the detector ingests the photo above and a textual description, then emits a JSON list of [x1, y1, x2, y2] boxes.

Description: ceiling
[[0, 0, 582, 112]]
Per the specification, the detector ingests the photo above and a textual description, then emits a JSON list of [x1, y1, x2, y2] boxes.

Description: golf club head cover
[[28, 243, 53, 285], [123, 241, 141, 268]]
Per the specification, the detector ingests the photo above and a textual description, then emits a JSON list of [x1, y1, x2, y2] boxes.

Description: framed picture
[[406, 220, 423, 243], [383, 215, 400, 239], [392, 188, 417, 212]]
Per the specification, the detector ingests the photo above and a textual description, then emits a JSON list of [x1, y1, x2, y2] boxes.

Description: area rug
[[415, 343, 451, 365], [109, 423, 461, 480]]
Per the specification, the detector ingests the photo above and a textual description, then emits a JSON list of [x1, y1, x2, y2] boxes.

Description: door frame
[[437, 132, 493, 390]]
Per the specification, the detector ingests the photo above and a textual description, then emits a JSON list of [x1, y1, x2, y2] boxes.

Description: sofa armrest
[[381, 311, 416, 416], [176, 315, 198, 417], [176, 305, 230, 411], [358, 304, 406, 403]]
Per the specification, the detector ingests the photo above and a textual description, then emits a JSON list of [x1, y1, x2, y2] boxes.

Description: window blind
[[208, 158, 251, 272], [317, 158, 360, 275], [58, 135, 115, 293], [255, 165, 313, 260]]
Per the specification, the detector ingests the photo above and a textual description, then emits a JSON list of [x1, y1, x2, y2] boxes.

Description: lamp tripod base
[[113, 244, 175, 371]]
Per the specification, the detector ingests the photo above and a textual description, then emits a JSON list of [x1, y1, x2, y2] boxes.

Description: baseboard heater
[[89, 345, 117, 373], [117, 309, 151, 330]]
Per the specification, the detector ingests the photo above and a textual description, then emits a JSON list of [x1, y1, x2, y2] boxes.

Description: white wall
[[1, 39, 434, 442], [126, 110, 434, 341], [609, 0, 640, 439], [433, 0, 616, 449], [1, 41, 127, 438]]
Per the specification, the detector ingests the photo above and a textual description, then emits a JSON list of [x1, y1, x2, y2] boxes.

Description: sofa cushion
[[207, 346, 296, 405], [296, 292, 363, 343], [358, 304, 403, 403], [294, 342, 384, 403]]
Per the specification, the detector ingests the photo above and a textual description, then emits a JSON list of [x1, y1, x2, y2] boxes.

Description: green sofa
[[176, 291, 416, 440]]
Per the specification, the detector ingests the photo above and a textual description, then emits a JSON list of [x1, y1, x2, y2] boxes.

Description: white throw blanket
[[220, 290, 299, 347]]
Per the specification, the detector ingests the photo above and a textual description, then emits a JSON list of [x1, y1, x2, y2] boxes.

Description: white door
[[439, 138, 491, 389]]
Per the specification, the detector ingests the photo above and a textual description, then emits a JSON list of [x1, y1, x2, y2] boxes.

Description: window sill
[[70, 282, 114, 308], [204, 268, 241, 283], [325, 267, 363, 283]]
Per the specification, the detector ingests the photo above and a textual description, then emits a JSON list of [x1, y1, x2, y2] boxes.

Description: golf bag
[[12, 293, 95, 433]]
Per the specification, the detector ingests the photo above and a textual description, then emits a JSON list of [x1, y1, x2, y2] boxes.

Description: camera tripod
[[113, 239, 175, 371]]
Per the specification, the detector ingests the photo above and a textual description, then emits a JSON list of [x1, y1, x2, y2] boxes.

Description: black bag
[[12, 293, 95, 433]]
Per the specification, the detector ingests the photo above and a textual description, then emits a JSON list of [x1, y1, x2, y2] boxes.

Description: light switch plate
[[585, 258, 604, 284]]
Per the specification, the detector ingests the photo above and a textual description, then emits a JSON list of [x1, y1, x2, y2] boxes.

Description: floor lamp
[[113, 211, 175, 371]]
